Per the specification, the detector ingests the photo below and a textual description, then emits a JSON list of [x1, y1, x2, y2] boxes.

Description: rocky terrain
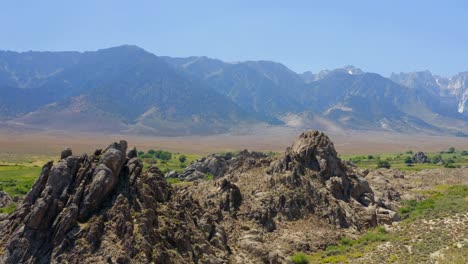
[[0, 192, 12, 208], [0, 131, 402, 263]]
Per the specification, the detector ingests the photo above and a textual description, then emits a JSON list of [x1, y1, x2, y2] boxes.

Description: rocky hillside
[[0, 131, 398, 263]]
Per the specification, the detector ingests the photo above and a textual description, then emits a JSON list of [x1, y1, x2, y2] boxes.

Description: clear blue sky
[[1, 0, 467, 76]]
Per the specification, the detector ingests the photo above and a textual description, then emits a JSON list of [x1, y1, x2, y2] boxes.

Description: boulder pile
[[0, 131, 400, 263]]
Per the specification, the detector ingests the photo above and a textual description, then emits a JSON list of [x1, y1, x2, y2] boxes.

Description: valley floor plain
[[1, 127, 467, 157]]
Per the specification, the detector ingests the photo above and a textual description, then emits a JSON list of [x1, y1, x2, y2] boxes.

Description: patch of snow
[[458, 92, 467, 113], [379, 119, 391, 129], [324, 105, 353, 115]]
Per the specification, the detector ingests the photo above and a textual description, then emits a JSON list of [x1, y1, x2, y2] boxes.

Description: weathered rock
[[78, 141, 127, 221], [165, 170, 178, 178], [0, 213, 8, 221], [60, 147, 73, 159], [0, 191, 13, 208], [0, 141, 229, 264], [176, 150, 268, 181]]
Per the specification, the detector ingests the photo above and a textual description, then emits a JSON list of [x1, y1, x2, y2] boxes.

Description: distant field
[[0, 165, 41, 197], [0, 164, 42, 214], [341, 149, 468, 171], [1, 128, 467, 156], [139, 150, 200, 173]]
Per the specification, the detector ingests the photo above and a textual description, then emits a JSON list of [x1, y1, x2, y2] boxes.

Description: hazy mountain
[[0, 46, 254, 135], [0, 45, 467, 136], [391, 71, 468, 116], [162, 56, 306, 122], [300, 66, 364, 83], [439, 72, 468, 114], [0, 50, 81, 89]]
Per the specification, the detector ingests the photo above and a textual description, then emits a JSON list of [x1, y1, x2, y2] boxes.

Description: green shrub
[[139, 153, 153, 159], [431, 155, 443, 164], [376, 160, 391, 169], [166, 178, 181, 184], [404, 156, 413, 164], [447, 147, 455, 153], [444, 163, 457, 168], [358, 227, 388, 243], [291, 252, 309, 264], [0, 203, 16, 214], [399, 185, 467, 220], [178, 155, 187, 163], [155, 150, 172, 160], [205, 173, 214, 180], [461, 150, 468, 156]]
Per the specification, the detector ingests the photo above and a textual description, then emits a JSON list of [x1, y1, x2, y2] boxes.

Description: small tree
[[377, 160, 391, 169], [447, 147, 456, 154], [431, 155, 443, 164], [404, 156, 413, 164], [179, 154, 187, 163]]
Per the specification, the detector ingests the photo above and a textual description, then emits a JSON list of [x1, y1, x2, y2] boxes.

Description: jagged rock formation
[[0, 141, 229, 263], [174, 131, 398, 262], [412, 151, 430, 163], [0, 131, 399, 263]]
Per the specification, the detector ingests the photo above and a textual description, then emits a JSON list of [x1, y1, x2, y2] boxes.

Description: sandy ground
[[1, 126, 467, 156]]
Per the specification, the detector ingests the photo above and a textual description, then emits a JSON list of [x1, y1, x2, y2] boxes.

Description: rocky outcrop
[[412, 151, 430, 163], [0, 131, 399, 263], [166, 150, 268, 181], [0, 191, 13, 208], [266, 131, 398, 227], [0, 142, 229, 264], [176, 131, 398, 262]]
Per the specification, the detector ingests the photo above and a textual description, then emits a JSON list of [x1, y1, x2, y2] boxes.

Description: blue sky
[[1, 0, 467, 76]]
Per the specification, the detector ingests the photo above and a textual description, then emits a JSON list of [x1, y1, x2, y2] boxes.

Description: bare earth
[[1, 126, 467, 156]]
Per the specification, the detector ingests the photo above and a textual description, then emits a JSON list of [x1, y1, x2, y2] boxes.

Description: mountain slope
[[302, 72, 439, 132], [391, 71, 468, 133], [0, 46, 255, 135], [163, 56, 306, 121]]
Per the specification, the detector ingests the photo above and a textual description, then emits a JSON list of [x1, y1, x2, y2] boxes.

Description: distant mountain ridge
[[0, 45, 467, 136]]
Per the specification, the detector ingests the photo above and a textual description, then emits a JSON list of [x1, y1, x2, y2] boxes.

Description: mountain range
[[0, 45, 467, 136]]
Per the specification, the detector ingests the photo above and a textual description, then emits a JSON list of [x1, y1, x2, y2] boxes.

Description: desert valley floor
[[1, 127, 468, 156]]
